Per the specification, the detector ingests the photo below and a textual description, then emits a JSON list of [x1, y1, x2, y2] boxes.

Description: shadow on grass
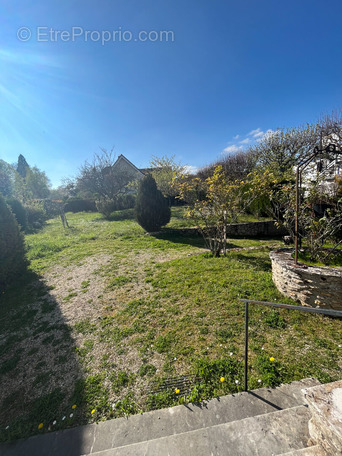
[[227, 235, 284, 242], [234, 252, 273, 272], [225, 241, 244, 249], [152, 229, 208, 250], [152, 230, 271, 251], [0, 269, 84, 451], [107, 209, 135, 222]]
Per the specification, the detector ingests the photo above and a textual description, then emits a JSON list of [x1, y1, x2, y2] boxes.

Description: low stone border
[[225, 220, 287, 237], [270, 249, 342, 311], [163, 221, 287, 238]]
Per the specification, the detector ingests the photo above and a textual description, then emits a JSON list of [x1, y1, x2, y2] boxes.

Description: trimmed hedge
[[64, 199, 97, 213]]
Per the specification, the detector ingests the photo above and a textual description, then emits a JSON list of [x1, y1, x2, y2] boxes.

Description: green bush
[[0, 194, 27, 291], [115, 194, 136, 210], [96, 199, 117, 219], [5, 198, 27, 231], [96, 195, 136, 219], [135, 174, 171, 232], [247, 194, 271, 217], [25, 202, 47, 231]]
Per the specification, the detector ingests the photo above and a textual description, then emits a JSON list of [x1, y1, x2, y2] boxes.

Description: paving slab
[[0, 378, 320, 456], [89, 405, 311, 456]]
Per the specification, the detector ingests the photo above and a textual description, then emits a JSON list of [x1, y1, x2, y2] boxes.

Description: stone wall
[[225, 220, 287, 237], [171, 221, 287, 238], [270, 249, 342, 310]]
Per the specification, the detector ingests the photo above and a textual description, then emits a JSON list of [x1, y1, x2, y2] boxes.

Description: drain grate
[[149, 374, 200, 396]]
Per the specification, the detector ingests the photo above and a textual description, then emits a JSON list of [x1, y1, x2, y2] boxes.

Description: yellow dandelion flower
[[269, 357, 275, 362], [72, 404, 77, 409], [220, 377, 225, 383], [38, 423, 44, 430], [175, 389, 180, 394], [91, 409, 96, 414]]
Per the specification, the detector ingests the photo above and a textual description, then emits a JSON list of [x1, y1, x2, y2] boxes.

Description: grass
[[0, 208, 341, 443]]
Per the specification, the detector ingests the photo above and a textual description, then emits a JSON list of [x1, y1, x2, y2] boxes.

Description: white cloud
[[248, 128, 262, 137], [184, 165, 199, 175], [247, 128, 279, 142], [264, 129, 278, 138], [223, 144, 243, 154], [256, 129, 279, 142], [223, 128, 279, 155]]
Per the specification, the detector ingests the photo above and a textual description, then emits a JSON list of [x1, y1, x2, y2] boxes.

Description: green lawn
[[0, 209, 341, 442]]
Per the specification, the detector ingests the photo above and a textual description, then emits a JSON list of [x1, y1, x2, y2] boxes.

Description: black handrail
[[239, 299, 342, 392]]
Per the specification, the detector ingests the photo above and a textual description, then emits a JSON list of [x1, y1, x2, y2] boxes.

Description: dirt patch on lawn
[[44, 254, 114, 324], [44, 250, 192, 324]]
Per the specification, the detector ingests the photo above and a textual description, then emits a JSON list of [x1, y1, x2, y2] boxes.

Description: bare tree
[[252, 125, 320, 176], [319, 109, 342, 146], [197, 150, 258, 181], [76, 148, 133, 201]]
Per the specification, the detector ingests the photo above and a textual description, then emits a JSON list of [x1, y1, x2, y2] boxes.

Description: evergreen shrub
[[5, 198, 27, 231], [0, 194, 27, 291], [135, 174, 170, 232]]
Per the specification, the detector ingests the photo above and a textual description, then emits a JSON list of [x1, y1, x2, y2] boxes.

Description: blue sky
[[1, 0, 342, 187]]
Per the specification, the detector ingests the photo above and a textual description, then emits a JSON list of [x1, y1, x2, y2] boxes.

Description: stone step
[[0, 378, 320, 456], [303, 380, 342, 456], [80, 378, 320, 456], [89, 405, 312, 456], [280, 445, 326, 455]]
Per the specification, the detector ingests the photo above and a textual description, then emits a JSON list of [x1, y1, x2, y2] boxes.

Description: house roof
[[113, 154, 145, 175]]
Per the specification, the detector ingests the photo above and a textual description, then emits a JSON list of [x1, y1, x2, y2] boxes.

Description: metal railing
[[239, 299, 342, 392]]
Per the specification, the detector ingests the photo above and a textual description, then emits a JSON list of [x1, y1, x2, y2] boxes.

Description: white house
[[111, 154, 146, 181]]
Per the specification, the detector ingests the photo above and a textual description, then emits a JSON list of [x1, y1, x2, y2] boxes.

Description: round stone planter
[[269, 249, 342, 311]]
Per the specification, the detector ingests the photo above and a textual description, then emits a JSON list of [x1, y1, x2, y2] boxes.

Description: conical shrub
[[135, 174, 171, 232], [0, 193, 27, 292], [5, 197, 28, 231]]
